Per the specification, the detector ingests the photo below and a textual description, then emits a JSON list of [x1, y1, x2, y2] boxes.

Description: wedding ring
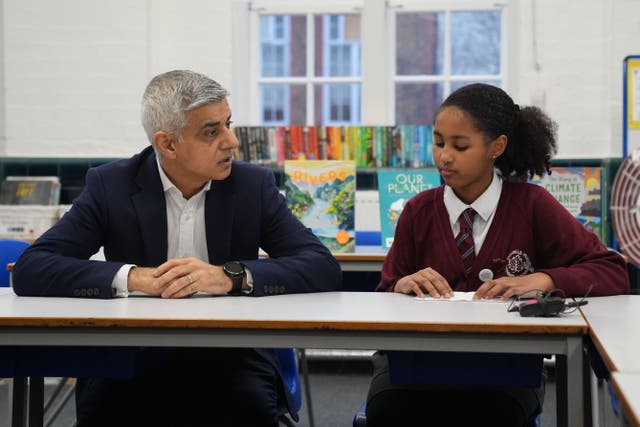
[[187, 274, 193, 284]]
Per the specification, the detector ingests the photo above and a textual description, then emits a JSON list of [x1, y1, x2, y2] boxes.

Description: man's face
[[172, 99, 239, 183]]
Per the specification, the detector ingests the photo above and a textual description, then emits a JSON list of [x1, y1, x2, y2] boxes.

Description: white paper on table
[[414, 291, 505, 303]]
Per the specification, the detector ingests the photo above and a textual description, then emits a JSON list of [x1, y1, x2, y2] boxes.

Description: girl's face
[[433, 106, 506, 205]]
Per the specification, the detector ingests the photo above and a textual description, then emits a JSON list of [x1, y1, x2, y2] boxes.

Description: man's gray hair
[[141, 70, 229, 142]]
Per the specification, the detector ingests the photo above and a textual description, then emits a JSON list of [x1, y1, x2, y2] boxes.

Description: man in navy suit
[[13, 70, 342, 426]]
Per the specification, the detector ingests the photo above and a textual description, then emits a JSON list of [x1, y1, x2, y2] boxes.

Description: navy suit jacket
[[12, 145, 342, 418]]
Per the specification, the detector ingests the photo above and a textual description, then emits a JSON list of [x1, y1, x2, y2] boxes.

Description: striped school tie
[[455, 208, 477, 277]]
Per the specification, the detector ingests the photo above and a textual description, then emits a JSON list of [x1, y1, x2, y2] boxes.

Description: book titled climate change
[[530, 167, 604, 242], [284, 160, 356, 253], [378, 170, 441, 249]]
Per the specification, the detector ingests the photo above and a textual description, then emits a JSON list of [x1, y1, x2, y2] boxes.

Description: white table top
[[0, 288, 585, 334], [0, 288, 588, 427], [610, 372, 640, 427], [580, 295, 640, 372]]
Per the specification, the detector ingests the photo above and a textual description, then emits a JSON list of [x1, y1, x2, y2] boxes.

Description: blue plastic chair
[[276, 348, 302, 413], [277, 348, 316, 427], [0, 238, 29, 286]]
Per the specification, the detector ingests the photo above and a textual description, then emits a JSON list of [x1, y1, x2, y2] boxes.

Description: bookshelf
[[0, 158, 116, 204], [0, 156, 622, 241]]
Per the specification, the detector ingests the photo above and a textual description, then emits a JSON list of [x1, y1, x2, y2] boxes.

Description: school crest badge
[[505, 250, 534, 277]]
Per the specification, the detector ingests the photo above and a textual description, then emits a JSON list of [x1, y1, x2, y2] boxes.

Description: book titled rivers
[[284, 160, 356, 253]]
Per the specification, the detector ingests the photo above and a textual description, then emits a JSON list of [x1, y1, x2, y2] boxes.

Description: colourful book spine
[[290, 126, 304, 160], [374, 127, 383, 168], [308, 126, 319, 160], [412, 127, 421, 168], [275, 127, 286, 167], [267, 127, 278, 166], [328, 126, 342, 160], [317, 126, 328, 160]]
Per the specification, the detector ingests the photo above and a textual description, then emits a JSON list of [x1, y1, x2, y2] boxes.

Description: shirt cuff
[[243, 267, 254, 295], [112, 264, 136, 297]]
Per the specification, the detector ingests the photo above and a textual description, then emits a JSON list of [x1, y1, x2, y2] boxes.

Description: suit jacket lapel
[[131, 150, 168, 266], [206, 176, 234, 264]]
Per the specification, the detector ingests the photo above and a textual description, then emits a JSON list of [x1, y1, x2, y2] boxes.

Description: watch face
[[224, 261, 244, 276]]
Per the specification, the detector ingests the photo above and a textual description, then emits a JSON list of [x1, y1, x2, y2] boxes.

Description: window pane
[[314, 84, 361, 125], [396, 12, 444, 75], [395, 83, 443, 125], [260, 15, 307, 77], [260, 84, 306, 125], [315, 14, 361, 77], [451, 80, 502, 93], [451, 11, 501, 75]]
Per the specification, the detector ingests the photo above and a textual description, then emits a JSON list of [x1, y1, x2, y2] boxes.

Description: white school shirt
[[443, 171, 502, 255]]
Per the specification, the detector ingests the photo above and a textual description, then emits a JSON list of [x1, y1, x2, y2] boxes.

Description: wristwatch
[[223, 261, 246, 295]]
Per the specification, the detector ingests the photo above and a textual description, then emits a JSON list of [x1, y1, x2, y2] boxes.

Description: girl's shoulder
[[404, 185, 445, 215], [501, 180, 568, 216]]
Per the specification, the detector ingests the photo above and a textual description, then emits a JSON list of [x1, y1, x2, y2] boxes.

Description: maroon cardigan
[[378, 181, 630, 297]]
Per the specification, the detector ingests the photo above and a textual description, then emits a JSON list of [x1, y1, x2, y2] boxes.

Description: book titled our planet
[[377, 170, 441, 249]]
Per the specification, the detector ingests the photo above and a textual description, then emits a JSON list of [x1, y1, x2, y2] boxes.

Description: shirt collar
[[155, 157, 212, 196], [444, 170, 502, 223]]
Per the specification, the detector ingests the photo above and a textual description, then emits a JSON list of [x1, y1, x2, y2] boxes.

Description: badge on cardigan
[[505, 250, 534, 276]]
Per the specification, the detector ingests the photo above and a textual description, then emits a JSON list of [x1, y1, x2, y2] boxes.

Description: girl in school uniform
[[365, 83, 630, 426]]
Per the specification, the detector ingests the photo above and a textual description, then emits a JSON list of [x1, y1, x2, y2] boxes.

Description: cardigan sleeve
[[531, 187, 629, 297]]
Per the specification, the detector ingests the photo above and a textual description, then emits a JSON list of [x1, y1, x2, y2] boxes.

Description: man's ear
[[152, 131, 177, 159]]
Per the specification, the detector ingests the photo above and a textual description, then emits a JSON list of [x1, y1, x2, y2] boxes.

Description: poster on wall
[[629, 58, 640, 129], [624, 55, 640, 155]]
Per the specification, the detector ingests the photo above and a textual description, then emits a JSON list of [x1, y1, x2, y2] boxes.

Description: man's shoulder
[[231, 160, 270, 174], [89, 146, 155, 180], [229, 160, 273, 181]]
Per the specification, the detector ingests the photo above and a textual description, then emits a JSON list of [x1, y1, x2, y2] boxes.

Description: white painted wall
[[0, 0, 233, 158], [0, 0, 638, 158], [510, 0, 639, 159]]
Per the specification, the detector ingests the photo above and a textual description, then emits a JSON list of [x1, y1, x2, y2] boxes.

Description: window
[[255, 12, 362, 126], [235, 1, 508, 126], [392, 6, 504, 125]]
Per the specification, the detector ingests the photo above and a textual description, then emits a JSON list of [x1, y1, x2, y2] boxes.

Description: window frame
[[232, 0, 511, 126], [387, 0, 509, 123]]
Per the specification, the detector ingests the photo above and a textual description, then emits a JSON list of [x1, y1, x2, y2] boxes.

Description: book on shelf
[[284, 160, 356, 253], [378, 169, 441, 249], [0, 176, 61, 205], [529, 167, 604, 243], [232, 125, 436, 168]]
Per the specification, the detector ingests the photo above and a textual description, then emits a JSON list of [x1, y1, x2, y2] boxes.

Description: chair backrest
[[0, 239, 30, 287], [276, 348, 302, 412]]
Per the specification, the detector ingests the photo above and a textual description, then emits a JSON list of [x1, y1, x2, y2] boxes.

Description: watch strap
[[230, 273, 244, 294]]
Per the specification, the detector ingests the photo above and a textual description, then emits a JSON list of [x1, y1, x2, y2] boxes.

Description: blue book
[[378, 169, 441, 249]]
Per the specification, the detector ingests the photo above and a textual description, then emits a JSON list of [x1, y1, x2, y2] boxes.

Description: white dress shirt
[[111, 160, 209, 297], [443, 170, 502, 255], [112, 160, 254, 297]]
